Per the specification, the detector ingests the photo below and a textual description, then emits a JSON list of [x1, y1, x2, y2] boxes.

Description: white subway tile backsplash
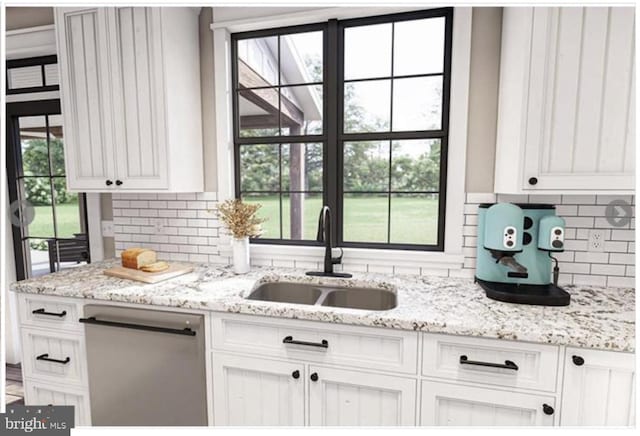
[[111, 193, 634, 289]]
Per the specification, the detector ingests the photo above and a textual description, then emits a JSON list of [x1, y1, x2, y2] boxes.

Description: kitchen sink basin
[[319, 288, 397, 311], [246, 282, 397, 311], [247, 282, 323, 305]]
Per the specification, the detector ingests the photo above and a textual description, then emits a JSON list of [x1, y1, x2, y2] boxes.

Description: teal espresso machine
[[475, 203, 570, 306]]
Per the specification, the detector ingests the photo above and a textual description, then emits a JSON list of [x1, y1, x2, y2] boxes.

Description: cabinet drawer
[[212, 313, 418, 374], [24, 379, 91, 426], [422, 333, 559, 392], [18, 294, 83, 332], [420, 380, 556, 426], [21, 328, 87, 387]]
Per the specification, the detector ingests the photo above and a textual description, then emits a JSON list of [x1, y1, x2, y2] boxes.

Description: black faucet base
[[306, 271, 353, 278]]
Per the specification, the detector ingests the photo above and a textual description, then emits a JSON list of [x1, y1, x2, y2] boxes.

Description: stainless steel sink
[[246, 282, 397, 311], [319, 288, 397, 311]]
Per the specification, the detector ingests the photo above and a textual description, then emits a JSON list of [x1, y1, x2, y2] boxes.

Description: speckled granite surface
[[10, 260, 635, 352]]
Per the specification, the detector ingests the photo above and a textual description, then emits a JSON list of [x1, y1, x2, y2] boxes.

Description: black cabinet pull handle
[[115, 180, 123, 186], [310, 372, 319, 382], [528, 177, 538, 185], [292, 370, 300, 379], [32, 308, 67, 318], [79, 317, 196, 336], [459, 355, 519, 371], [105, 179, 113, 186], [36, 353, 70, 365], [572, 355, 585, 366], [283, 336, 328, 349], [542, 404, 554, 415]]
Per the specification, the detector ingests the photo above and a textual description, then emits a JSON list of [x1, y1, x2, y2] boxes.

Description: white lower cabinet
[[421, 380, 556, 426], [212, 353, 305, 426], [308, 366, 417, 426], [560, 347, 636, 426], [24, 379, 92, 426]]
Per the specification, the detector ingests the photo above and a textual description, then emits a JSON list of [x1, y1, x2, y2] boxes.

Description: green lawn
[[29, 203, 82, 243], [245, 195, 439, 244]]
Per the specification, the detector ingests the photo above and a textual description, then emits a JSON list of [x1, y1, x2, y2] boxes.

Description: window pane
[[344, 23, 392, 80], [391, 139, 441, 192], [392, 76, 442, 131], [281, 143, 323, 192], [54, 186, 82, 238], [238, 88, 280, 137], [8, 65, 43, 89], [24, 238, 52, 277], [280, 85, 323, 135], [280, 31, 323, 85], [390, 194, 438, 244], [24, 178, 54, 237], [343, 141, 389, 192], [44, 64, 60, 86], [344, 80, 391, 133], [240, 144, 280, 191], [343, 193, 388, 243], [48, 115, 66, 176], [282, 193, 323, 240], [394, 17, 445, 75], [238, 36, 278, 88], [242, 193, 280, 239], [19, 116, 49, 176]]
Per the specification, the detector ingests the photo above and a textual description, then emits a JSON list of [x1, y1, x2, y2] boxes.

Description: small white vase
[[232, 237, 250, 274]]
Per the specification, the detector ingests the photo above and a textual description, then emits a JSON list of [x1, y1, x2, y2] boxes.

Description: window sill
[[220, 243, 464, 271]]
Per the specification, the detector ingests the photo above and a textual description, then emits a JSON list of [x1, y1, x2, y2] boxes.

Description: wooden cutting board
[[103, 263, 194, 284]]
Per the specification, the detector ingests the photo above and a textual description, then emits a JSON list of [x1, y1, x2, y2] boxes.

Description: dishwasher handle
[[79, 316, 196, 336]]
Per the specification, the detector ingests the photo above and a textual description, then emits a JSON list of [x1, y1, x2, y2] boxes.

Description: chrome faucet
[[306, 206, 352, 278]]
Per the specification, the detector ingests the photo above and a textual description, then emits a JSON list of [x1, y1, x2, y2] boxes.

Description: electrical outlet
[[588, 229, 606, 252], [101, 220, 114, 237]]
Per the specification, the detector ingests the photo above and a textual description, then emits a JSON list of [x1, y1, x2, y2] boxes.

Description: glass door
[[6, 100, 90, 279]]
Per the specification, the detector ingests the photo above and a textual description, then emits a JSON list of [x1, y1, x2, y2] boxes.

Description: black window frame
[[232, 8, 453, 251]]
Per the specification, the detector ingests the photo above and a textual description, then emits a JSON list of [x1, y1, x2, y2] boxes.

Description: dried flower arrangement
[[216, 199, 266, 239]]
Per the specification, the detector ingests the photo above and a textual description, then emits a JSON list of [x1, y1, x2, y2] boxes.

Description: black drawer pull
[[572, 355, 585, 366], [310, 372, 319, 382], [292, 370, 300, 379], [542, 404, 554, 415], [36, 353, 70, 365], [459, 355, 519, 371], [79, 317, 196, 336], [283, 336, 328, 349], [32, 308, 67, 318]]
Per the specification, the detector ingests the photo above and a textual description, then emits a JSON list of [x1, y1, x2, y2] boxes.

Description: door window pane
[[19, 116, 49, 176], [48, 115, 66, 175], [24, 178, 54, 237], [392, 76, 442, 131], [344, 80, 391, 133], [280, 85, 323, 135], [54, 186, 82, 238], [343, 194, 389, 243], [343, 141, 390, 192], [344, 23, 392, 80], [390, 194, 439, 244], [393, 17, 445, 75], [8, 65, 43, 89]]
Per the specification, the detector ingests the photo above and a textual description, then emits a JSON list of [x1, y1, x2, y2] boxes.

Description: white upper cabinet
[[55, 7, 204, 192], [495, 7, 635, 193]]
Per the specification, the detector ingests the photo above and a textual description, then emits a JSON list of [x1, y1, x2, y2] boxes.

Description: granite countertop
[[11, 260, 635, 352]]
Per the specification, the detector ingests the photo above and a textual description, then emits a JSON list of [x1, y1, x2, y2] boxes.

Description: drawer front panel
[[24, 379, 91, 426], [22, 328, 87, 387], [18, 295, 83, 332], [422, 333, 559, 392], [212, 314, 418, 374]]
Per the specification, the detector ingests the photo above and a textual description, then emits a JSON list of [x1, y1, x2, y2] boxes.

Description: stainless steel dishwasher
[[81, 305, 207, 426]]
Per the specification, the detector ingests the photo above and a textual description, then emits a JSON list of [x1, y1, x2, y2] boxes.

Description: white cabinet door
[[308, 366, 417, 426], [212, 353, 305, 426], [421, 380, 556, 426], [561, 347, 635, 426], [55, 8, 117, 190], [496, 7, 635, 193], [109, 7, 169, 190], [24, 379, 92, 426]]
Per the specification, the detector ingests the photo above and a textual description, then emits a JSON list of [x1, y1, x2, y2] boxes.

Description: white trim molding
[[211, 7, 473, 267], [6, 24, 57, 59]]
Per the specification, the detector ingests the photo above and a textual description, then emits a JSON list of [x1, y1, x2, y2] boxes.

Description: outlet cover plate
[[101, 220, 115, 237], [588, 229, 606, 252]]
